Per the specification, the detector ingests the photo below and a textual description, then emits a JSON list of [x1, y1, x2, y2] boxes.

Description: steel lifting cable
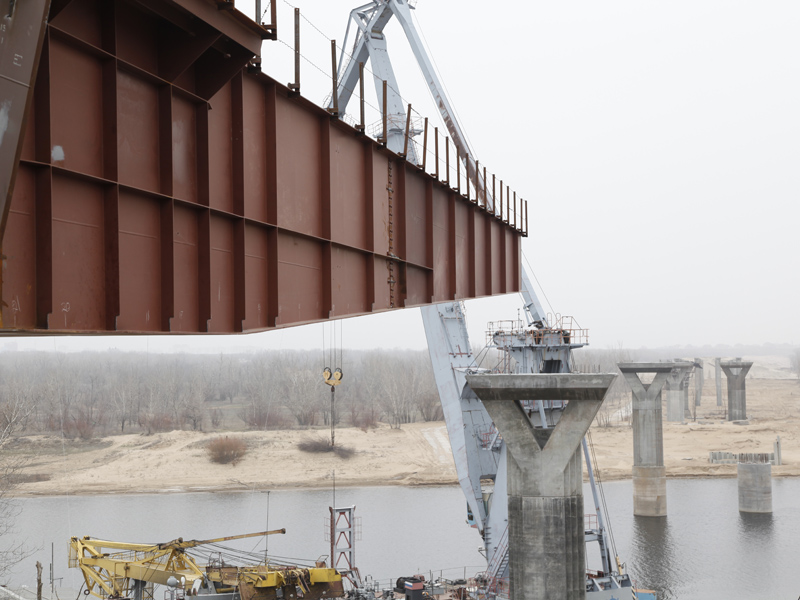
[[191, 547, 317, 571], [272, 37, 386, 123], [272, 3, 494, 195], [522, 251, 556, 318], [271, 0, 529, 213], [323, 321, 343, 374], [409, 8, 477, 156], [279, 0, 414, 111], [321, 318, 343, 450], [53, 344, 76, 587], [586, 430, 619, 563], [194, 543, 271, 566], [73, 581, 86, 600], [338, 318, 343, 374]]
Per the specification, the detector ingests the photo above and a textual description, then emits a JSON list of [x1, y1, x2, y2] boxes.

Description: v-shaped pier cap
[[720, 360, 753, 421], [466, 373, 616, 600]]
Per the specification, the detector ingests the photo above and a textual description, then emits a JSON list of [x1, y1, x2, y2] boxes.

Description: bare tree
[[0, 362, 37, 580], [278, 352, 325, 426], [349, 356, 383, 428], [417, 392, 443, 421], [215, 353, 241, 403], [110, 362, 140, 433], [0, 347, 447, 440], [240, 354, 278, 429], [362, 351, 436, 429]]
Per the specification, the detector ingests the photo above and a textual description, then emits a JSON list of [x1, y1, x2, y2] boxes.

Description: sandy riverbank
[[9, 370, 800, 497]]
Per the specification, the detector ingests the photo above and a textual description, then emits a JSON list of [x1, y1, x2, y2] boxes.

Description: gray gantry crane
[[327, 2, 648, 597]]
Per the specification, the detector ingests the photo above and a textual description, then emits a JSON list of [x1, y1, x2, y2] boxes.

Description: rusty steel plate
[[0, 0, 523, 334]]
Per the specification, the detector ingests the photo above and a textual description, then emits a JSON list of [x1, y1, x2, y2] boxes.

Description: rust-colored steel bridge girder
[[0, 0, 522, 335]]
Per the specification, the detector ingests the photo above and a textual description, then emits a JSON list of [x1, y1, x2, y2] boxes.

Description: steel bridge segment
[[0, 0, 522, 334]]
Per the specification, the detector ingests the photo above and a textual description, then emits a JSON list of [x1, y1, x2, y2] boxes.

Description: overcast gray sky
[[4, 1, 798, 354]]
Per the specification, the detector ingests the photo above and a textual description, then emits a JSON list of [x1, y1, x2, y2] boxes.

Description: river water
[[5, 479, 799, 600]]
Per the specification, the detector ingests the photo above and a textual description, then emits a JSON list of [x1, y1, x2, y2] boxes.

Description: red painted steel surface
[[0, 0, 521, 335], [0, 0, 51, 241]]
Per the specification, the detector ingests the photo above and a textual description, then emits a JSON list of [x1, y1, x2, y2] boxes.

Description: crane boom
[[69, 536, 207, 598], [329, 2, 634, 594], [69, 530, 343, 600], [158, 529, 287, 550], [329, 0, 525, 576], [330, 0, 487, 201]]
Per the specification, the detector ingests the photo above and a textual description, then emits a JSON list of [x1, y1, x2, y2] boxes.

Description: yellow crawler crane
[[69, 530, 344, 600]]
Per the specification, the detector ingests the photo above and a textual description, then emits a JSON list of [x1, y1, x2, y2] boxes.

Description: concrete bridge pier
[[681, 368, 692, 414], [715, 358, 723, 406], [738, 462, 772, 513], [466, 373, 616, 600], [721, 360, 753, 421], [694, 358, 704, 406], [665, 364, 691, 423], [618, 363, 688, 517]]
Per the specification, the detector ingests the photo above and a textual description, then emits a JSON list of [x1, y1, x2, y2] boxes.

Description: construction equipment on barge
[[69, 531, 344, 600]]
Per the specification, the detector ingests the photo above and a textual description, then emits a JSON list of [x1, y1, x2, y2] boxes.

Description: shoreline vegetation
[[9, 374, 800, 498], [2, 352, 797, 498]]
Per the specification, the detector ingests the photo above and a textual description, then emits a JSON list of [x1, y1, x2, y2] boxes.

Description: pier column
[[681, 368, 692, 413], [738, 462, 772, 513], [618, 363, 688, 517], [665, 364, 691, 423], [694, 358, 704, 406], [715, 358, 723, 407], [466, 373, 616, 600], [720, 360, 753, 421]]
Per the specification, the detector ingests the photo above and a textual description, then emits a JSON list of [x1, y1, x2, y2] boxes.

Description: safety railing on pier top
[[485, 316, 590, 348], [275, 2, 529, 237]]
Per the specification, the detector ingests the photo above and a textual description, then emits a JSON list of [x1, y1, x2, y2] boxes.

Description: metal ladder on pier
[[484, 524, 509, 597]]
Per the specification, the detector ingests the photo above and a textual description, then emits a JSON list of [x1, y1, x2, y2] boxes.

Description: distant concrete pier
[[721, 360, 753, 421], [681, 367, 691, 413], [618, 363, 686, 517], [715, 358, 723, 406], [665, 363, 691, 423], [694, 358, 704, 406], [738, 462, 772, 513], [466, 373, 615, 600]]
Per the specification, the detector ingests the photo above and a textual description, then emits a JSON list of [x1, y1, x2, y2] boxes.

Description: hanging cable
[[270, 1, 522, 211], [279, 0, 416, 111], [586, 430, 619, 564], [410, 9, 478, 155], [522, 251, 556, 317], [322, 319, 343, 447]]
